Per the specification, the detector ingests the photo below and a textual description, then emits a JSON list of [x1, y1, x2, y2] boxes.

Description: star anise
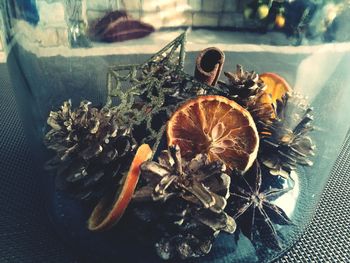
[[229, 161, 293, 250]]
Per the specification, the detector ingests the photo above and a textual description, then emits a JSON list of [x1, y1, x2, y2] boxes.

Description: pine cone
[[218, 65, 276, 129], [259, 94, 316, 178], [133, 145, 235, 260], [220, 64, 266, 106], [44, 100, 137, 201], [246, 91, 278, 129]]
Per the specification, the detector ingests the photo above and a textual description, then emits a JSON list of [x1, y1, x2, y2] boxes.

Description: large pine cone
[[132, 145, 235, 260], [44, 100, 137, 201]]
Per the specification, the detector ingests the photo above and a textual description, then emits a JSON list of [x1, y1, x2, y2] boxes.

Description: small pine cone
[[44, 100, 137, 201], [133, 145, 235, 260], [259, 94, 316, 178], [246, 91, 278, 130], [218, 65, 276, 130], [220, 64, 266, 107]]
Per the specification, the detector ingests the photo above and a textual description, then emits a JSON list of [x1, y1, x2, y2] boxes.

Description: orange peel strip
[[88, 144, 152, 231]]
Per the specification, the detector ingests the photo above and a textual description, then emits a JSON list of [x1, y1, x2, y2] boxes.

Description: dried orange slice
[[88, 144, 152, 231], [167, 95, 259, 173], [260, 72, 292, 106]]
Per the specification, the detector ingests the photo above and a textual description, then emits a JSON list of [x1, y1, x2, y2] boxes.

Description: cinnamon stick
[[194, 47, 225, 86]]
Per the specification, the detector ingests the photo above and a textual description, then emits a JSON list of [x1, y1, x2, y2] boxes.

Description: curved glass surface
[[3, 1, 350, 262]]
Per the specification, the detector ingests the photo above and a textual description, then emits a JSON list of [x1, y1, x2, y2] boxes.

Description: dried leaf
[[95, 12, 155, 42], [91, 10, 129, 38]]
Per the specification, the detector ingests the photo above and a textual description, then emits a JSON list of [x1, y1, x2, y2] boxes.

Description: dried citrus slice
[[88, 144, 152, 231], [167, 95, 259, 173], [260, 72, 292, 106]]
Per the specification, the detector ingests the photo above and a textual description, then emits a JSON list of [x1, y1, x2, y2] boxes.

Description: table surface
[[0, 53, 349, 262]]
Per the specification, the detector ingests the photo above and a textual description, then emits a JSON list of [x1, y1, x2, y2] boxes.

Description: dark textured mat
[[275, 129, 350, 263], [0, 52, 349, 262], [0, 62, 76, 263]]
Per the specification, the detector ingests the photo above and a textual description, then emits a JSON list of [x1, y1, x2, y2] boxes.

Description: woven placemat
[[0, 61, 76, 263], [274, 129, 350, 263]]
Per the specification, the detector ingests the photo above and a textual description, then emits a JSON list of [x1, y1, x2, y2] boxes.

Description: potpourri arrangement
[[44, 32, 315, 260]]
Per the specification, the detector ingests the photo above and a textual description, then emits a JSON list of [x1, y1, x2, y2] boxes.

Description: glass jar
[[3, 1, 350, 262]]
